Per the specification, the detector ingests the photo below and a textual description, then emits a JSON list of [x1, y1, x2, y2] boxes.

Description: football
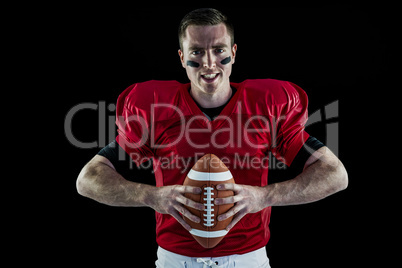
[[183, 154, 235, 248]]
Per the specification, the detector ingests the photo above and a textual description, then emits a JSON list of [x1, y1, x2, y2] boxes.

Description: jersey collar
[[180, 82, 243, 126]]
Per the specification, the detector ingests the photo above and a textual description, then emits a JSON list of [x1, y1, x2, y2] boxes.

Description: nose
[[203, 51, 217, 69]]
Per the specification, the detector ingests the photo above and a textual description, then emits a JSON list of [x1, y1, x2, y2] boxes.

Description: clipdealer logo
[[64, 101, 117, 149], [64, 100, 340, 168], [302, 100, 339, 157]]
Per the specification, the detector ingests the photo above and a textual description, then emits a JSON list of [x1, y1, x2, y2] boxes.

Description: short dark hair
[[178, 8, 234, 50]]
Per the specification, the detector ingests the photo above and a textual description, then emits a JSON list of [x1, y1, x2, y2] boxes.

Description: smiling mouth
[[201, 73, 220, 82]]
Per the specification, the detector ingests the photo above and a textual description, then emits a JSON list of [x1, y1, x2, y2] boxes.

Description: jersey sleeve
[[115, 83, 154, 167], [270, 81, 310, 166]]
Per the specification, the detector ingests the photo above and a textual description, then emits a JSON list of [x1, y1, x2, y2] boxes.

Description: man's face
[[179, 23, 237, 95]]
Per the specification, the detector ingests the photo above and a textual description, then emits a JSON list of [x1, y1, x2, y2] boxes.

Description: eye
[[215, 48, 225, 54], [191, 50, 202, 56]]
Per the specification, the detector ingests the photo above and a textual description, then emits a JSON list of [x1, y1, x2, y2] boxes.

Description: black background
[[67, 6, 390, 267]]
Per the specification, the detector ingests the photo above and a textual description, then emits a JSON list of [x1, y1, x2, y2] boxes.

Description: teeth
[[203, 74, 217, 79]]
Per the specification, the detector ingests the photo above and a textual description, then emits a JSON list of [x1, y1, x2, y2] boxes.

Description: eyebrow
[[188, 43, 229, 51]]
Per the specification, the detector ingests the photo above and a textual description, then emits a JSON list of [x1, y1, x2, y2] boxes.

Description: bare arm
[[216, 146, 348, 230], [76, 155, 204, 230], [76, 155, 153, 207], [265, 146, 348, 206]]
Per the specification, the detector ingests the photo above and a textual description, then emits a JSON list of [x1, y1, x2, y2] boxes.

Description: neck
[[190, 82, 232, 108]]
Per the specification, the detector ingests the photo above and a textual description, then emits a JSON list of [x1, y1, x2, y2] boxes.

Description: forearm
[[265, 147, 348, 207], [77, 155, 155, 207]]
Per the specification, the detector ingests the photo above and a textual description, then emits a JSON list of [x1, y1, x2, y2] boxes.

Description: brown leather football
[[183, 154, 235, 248]]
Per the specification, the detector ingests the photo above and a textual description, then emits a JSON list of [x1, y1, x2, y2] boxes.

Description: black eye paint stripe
[[186, 61, 200, 68], [220, 56, 231, 65]]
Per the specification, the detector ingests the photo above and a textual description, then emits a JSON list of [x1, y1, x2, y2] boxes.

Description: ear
[[178, 49, 186, 68], [231, 44, 237, 64]]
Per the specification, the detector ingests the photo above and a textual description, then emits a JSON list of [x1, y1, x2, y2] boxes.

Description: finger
[[217, 203, 244, 221], [175, 194, 205, 211], [173, 203, 201, 223], [216, 183, 242, 192], [176, 185, 202, 194], [169, 209, 192, 231], [214, 195, 243, 205], [225, 209, 247, 231]]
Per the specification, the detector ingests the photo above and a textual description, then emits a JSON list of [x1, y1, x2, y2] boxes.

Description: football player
[[77, 8, 348, 268]]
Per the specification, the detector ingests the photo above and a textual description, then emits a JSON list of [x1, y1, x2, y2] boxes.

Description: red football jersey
[[116, 79, 310, 257]]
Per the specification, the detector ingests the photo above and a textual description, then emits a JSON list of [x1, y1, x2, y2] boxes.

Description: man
[[76, 8, 348, 268]]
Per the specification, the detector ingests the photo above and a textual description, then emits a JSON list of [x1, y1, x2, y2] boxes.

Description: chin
[[190, 75, 227, 95], [199, 80, 222, 94], [202, 85, 220, 95]]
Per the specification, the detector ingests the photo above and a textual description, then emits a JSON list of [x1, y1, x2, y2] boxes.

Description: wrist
[[141, 184, 159, 209], [263, 184, 275, 207]]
